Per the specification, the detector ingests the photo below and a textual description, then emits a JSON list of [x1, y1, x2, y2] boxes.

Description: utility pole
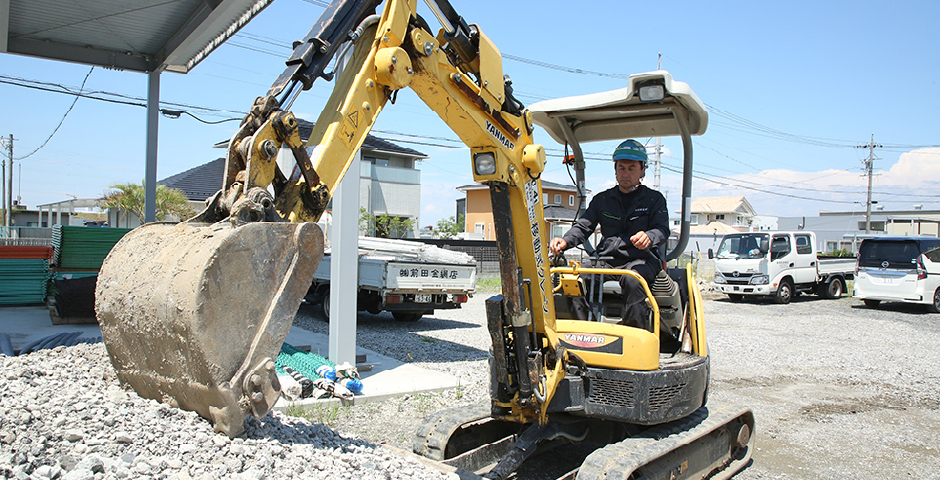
[[1, 134, 12, 232], [856, 133, 881, 234]]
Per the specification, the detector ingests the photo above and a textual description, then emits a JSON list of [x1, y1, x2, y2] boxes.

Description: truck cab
[[712, 231, 853, 304]]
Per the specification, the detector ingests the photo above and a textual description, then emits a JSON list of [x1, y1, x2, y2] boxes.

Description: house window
[[826, 241, 839, 253], [554, 194, 562, 205], [543, 193, 548, 204], [715, 214, 725, 221], [735, 216, 744, 226], [569, 195, 575, 207], [690, 214, 698, 225], [474, 223, 485, 236]]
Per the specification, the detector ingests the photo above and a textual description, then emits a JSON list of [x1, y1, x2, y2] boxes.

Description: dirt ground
[[701, 289, 940, 479]]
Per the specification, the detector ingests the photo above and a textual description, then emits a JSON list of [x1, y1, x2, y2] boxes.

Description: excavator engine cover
[[95, 220, 323, 437]]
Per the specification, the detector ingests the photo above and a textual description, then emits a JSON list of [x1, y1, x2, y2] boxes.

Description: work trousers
[[570, 259, 656, 329]]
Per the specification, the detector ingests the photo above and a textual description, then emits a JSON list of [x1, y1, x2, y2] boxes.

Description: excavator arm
[[232, 0, 568, 425]]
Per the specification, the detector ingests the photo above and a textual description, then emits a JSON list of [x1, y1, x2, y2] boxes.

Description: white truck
[[305, 237, 477, 321], [710, 231, 855, 304]]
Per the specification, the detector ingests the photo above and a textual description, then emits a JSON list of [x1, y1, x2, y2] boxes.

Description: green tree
[[101, 181, 195, 226], [358, 207, 415, 238], [435, 214, 465, 239]]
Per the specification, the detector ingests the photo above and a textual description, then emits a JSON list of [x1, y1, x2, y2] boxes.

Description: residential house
[[456, 180, 588, 241], [670, 196, 756, 257], [156, 120, 428, 237]]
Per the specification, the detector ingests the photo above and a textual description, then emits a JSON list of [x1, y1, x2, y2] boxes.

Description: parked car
[[853, 236, 940, 312]]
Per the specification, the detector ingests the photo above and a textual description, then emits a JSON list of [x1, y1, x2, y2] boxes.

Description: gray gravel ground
[[294, 285, 940, 479], [3, 283, 939, 479]]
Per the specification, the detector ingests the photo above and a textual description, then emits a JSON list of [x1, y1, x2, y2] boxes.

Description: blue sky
[[2, 0, 939, 228]]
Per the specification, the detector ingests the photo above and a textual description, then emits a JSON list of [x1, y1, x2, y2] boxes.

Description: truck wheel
[[728, 294, 744, 302], [824, 278, 844, 299], [321, 292, 330, 320], [927, 288, 940, 313], [392, 311, 423, 322], [773, 280, 793, 304], [863, 299, 881, 309]]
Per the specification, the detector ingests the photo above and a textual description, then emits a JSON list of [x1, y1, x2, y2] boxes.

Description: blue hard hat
[[612, 139, 648, 164]]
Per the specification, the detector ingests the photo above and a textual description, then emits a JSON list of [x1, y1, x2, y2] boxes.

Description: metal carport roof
[[1, 0, 273, 73], [1, 0, 274, 223]]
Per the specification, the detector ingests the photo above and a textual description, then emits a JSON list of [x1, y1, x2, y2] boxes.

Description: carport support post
[[329, 152, 360, 366], [144, 70, 160, 224]]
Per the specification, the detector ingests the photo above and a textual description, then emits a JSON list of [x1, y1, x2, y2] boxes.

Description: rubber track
[[414, 402, 492, 461], [576, 403, 749, 480]]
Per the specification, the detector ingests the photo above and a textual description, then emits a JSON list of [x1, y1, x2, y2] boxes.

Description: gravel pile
[[0, 343, 456, 480]]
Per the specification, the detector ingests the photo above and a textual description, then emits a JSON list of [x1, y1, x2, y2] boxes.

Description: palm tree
[[101, 181, 195, 226]]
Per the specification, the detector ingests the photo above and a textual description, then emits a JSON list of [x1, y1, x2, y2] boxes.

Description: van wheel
[[928, 288, 940, 313], [863, 299, 881, 309], [392, 311, 423, 322], [773, 280, 793, 304], [824, 278, 844, 299], [728, 294, 744, 302]]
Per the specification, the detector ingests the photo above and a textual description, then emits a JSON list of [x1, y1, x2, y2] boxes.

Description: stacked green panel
[[0, 259, 50, 305], [52, 225, 134, 269]]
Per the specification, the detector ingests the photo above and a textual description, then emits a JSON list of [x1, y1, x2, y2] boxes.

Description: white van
[[853, 236, 940, 312]]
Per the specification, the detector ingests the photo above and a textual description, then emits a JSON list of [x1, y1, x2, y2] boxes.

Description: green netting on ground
[[275, 343, 335, 380], [0, 258, 50, 304], [52, 225, 134, 269]]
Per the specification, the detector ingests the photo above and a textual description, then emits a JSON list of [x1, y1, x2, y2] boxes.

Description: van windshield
[[716, 233, 769, 259], [858, 240, 919, 268]]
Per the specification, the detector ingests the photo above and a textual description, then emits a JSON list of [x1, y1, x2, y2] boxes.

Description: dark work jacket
[[562, 184, 670, 271]]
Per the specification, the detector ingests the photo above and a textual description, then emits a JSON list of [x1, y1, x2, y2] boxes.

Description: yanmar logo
[[564, 333, 605, 344], [485, 120, 515, 151], [561, 332, 623, 354]]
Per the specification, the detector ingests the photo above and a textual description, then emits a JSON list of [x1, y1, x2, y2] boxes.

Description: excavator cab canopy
[[529, 70, 706, 144]]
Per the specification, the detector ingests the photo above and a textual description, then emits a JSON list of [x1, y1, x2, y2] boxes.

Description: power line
[[15, 66, 94, 161], [660, 164, 857, 204]]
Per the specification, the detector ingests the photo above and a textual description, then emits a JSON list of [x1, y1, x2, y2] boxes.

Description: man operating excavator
[[549, 139, 670, 327]]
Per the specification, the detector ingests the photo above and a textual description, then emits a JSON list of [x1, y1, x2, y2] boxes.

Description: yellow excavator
[[95, 0, 754, 478]]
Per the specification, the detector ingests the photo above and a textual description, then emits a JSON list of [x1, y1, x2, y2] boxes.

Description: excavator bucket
[[95, 220, 323, 437]]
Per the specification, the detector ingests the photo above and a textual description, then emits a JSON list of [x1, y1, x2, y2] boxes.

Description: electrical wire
[[15, 67, 94, 161]]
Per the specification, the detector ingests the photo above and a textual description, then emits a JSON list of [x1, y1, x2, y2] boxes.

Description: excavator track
[[414, 402, 753, 480], [577, 402, 754, 480]]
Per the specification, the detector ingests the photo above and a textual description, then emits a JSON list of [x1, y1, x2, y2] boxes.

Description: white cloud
[[882, 148, 940, 186]]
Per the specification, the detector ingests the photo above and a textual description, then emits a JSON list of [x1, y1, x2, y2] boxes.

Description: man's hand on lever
[[549, 237, 567, 256], [631, 231, 651, 250]]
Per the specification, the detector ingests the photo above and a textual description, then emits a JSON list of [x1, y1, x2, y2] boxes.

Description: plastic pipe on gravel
[[0, 333, 13, 356], [24, 333, 66, 354]]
